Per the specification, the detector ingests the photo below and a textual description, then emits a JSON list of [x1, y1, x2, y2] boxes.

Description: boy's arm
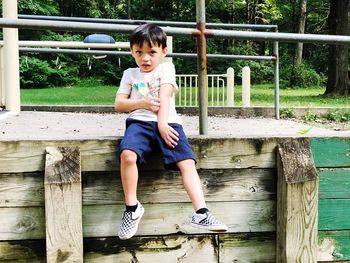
[[115, 93, 160, 113], [157, 84, 179, 148]]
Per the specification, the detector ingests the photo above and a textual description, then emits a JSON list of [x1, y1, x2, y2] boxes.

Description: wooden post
[[276, 138, 318, 263], [242, 66, 251, 107], [44, 146, 83, 263]]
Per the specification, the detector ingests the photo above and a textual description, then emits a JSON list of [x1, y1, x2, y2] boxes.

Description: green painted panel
[[318, 169, 350, 199], [319, 231, 350, 261], [311, 138, 350, 168], [319, 199, 350, 231]]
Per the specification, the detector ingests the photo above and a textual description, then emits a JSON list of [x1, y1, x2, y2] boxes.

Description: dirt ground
[[1, 111, 349, 140]]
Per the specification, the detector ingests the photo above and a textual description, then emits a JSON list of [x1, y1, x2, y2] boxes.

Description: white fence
[[176, 67, 236, 107]]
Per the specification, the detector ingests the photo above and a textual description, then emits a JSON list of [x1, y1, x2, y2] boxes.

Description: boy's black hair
[[130, 23, 167, 49]]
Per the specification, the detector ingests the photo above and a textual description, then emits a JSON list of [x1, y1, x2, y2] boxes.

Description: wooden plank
[[276, 139, 318, 263], [0, 240, 45, 262], [318, 230, 350, 261], [0, 140, 118, 173], [318, 168, 350, 199], [84, 235, 218, 262], [0, 235, 218, 262], [219, 232, 276, 263], [0, 169, 276, 207], [319, 199, 350, 231], [311, 138, 350, 168], [44, 146, 83, 263], [2, 231, 350, 262], [0, 201, 275, 240], [0, 138, 279, 173]]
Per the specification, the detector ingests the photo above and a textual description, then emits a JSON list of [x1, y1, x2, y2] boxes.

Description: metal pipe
[[196, 0, 208, 135], [0, 18, 200, 36], [6, 40, 130, 49], [206, 28, 350, 45], [2, 1, 20, 112], [273, 41, 280, 119], [1, 18, 350, 45], [18, 14, 278, 30], [18, 47, 275, 61]]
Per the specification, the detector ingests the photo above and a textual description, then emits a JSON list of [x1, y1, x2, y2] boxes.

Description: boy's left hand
[[158, 124, 179, 148]]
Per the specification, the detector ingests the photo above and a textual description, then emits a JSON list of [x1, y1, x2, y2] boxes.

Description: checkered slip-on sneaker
[[191, 211, 228, 232], [118, 202, 144, 240]]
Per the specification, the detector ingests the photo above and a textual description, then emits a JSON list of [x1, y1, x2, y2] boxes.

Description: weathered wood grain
[[0, 169, 276, 207], [318, 168, 350, 199], [278, 138, 317, 183], [318, 230, 350, 261], [0, 235, 218, 262], [311, 138, 350, 168], [2, 231, 350, 262], [219, 232, 276, 263], [0, 201, 275, 240], [0, 138, 279, 173], [44, 146, 83, 263], [319, 199, 350, 231], [277, 139, 318, 263]]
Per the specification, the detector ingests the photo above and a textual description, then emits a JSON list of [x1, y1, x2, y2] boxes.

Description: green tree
[[325, 0, 350, 96]]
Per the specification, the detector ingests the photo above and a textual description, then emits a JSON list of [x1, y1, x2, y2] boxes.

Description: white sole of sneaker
[[191, 222, 228, 232]]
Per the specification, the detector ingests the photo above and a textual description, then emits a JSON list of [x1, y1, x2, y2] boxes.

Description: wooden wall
[[0, 137, 349, 262]]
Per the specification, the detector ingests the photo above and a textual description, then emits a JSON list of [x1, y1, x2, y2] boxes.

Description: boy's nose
[[142, 54, 150, 61]]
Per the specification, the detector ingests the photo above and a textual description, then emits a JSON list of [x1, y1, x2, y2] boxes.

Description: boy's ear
[[162, 47, 168, 56]]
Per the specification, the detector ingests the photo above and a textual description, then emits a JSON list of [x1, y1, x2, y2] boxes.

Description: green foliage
[[280, 63, 326, 88], [304, 111, 319, 122], [18, 0, 59, 15], [280, 108, 296, 119], [325, 110, 350, 122], [20, 57, 78, 88]]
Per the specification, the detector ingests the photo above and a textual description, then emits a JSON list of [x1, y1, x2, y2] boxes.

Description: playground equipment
[[1, 2, 350, 261]]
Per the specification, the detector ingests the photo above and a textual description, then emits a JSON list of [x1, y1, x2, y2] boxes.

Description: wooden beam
[[276, 138, 318, 263], [44, 146, 83, 263]]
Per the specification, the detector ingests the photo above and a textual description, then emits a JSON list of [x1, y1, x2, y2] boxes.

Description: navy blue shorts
[[119, 118, 196, 170]]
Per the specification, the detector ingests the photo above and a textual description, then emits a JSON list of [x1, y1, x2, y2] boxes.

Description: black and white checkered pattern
[[191, 211, 228, 232], [118, 202, 144, 240]]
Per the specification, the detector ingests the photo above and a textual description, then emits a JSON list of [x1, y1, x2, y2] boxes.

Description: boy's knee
[[120, 150, 138, 164]]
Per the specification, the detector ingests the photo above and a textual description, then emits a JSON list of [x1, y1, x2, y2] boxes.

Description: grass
[[21, 79, 350, 107], [21, 79, 117, 105]]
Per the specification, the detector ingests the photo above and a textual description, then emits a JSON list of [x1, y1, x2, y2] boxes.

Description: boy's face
[[131, 42, 168, 72]]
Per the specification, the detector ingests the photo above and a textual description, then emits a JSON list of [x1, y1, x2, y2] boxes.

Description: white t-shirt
[[117, 62, 182, 124]]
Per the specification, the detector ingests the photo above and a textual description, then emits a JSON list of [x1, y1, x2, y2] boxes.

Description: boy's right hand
[[143, 96, 160, 113]]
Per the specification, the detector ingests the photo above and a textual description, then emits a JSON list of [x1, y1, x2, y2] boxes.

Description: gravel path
[[1, 111, 349, 140]]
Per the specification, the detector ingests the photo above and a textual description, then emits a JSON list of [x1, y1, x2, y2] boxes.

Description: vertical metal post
[[3, 0, 21, 112], [273, 40, 280, 120], [196, 0, 208, 135], [0, 46, 4, 107]]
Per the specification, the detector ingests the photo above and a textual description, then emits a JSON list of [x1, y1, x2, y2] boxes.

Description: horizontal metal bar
[[3, 18, 348, 45], [207, 28, 350, 44], [0, 18, 200, 36], [19, 47, 275, 61], [0, 40, 129, 49], [18, 14, 278, 30]]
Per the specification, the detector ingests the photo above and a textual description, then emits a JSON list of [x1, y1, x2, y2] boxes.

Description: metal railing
[[176, 74, 227, 107]]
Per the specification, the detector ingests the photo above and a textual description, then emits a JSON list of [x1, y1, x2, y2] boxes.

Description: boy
[[115, 23, 227, 240]]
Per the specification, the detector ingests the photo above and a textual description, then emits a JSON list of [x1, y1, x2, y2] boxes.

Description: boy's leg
[[176, 159, 206, 210], [120, 149, 139, 205], [177, 159, 228, 232], [118, 149, 144, 240]]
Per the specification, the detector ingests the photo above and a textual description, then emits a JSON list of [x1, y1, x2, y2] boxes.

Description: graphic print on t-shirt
[[132, 79, 160, 97]]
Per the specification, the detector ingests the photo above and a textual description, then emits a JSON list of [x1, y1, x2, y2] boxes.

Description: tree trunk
[[295, 0, 307, 66], [325, 0, 350, 96]]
